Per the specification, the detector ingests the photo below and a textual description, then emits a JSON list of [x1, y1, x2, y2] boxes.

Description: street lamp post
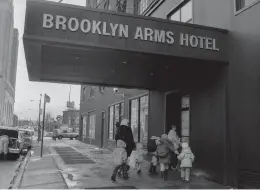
[[38, 94, 42, 142]]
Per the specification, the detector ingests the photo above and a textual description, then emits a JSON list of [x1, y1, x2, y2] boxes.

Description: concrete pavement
[[0, 156, 23, 189], [18, 140, 67, 189], [48, 139, 227, 189]]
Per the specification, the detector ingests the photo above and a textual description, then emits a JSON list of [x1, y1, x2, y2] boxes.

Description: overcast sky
[[13, 0, 86, 120]]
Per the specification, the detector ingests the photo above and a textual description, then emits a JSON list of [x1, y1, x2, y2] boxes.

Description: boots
[[111, 174, 116, 181], [163, 170, 168, 181]]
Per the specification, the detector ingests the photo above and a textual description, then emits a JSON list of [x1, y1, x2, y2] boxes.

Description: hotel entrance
[[165, 92, 190, 144]]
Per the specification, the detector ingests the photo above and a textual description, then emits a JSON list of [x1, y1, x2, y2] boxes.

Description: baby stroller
[[147, 136, 160, 175]]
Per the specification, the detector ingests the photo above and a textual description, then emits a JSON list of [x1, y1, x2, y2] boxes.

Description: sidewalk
[[19, 140, 68, 189], [49, 140, 227, 189]]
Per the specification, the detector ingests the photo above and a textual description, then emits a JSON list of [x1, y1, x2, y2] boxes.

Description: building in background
[[0, 0, 19, 126], [13, 114, 18, 126], [63, 110, 80, 132]]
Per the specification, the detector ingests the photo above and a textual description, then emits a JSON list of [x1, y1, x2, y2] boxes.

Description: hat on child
[[161, 134, 168, 140], [182, 142, 189, 148]]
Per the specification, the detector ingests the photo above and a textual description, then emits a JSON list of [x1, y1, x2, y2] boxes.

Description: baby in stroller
[[147, 136, 161, 175]]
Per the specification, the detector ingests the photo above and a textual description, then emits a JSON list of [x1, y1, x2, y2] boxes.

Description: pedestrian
[[135, 142, 145, 174], [177, 142, 195, 182], [0, 131, 9, 160], [147, 136, 160, 176], [168, 125, 181, 171], [157, 134, 178, 180], [111, 139, 128, 181], [115, 118, 136, 158]]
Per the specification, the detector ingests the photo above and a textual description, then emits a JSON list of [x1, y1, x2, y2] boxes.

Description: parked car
[[53, 129, 79, 140], [19, 128, 33, 151], [46, 132, 53, 137], [0, 126, 24, 160]]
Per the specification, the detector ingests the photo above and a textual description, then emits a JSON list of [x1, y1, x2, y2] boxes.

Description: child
[[147, 136, 160, 176], [157, 134, 177, 180], [135, 142, 145, 174], [177, 142, 195, 182], [111, 139, 128, 181]]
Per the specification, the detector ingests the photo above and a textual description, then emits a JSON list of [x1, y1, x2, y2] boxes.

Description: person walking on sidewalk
[[111, 139, 128, 181], [157, 134, 178, 180], [177, 142, 195, 182], [168, 125, 181, 171], [0, 131, 9, 160], [115, 118, 136, 158]]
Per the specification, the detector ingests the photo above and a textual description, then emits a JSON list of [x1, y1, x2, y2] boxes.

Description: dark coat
[[115, 125, 136, 157]]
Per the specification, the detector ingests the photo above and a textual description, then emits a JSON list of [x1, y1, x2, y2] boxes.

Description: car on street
[[52, 129, 79, 140], [19, 128, 34, 151], [46, 132, 53, 137], [0, 126, 23, 160]]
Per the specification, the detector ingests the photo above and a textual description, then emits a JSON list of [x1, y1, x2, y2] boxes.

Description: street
[[0, 156, 23, 189]]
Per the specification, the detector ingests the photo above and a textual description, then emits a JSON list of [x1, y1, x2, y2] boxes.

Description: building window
[[139, 0, 156, 15], [82, 116, 87, 140], [99, 86, 106, 93], [88, 113, 96, 139], [235, 0, 258, 11], [168, 0, 193, 23], [108, 102, 124, 140], [130, 95, 149, 147], [82, 86, 88, 102], [89, 86, 95, 98], [181, 95, 190, 144]]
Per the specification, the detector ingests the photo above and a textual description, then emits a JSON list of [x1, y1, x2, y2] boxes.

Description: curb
[[10, 151, 31, 189]]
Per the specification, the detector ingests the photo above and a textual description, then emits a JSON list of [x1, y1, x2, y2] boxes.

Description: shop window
[[130, 95, 149, 147], [88, 113, 96, 139], [82, 116, 87, 140], [168, 0, 193, 23], [181, 95, 190, 144], [108, 102, 125, 140], [235, 0, 257, 12]]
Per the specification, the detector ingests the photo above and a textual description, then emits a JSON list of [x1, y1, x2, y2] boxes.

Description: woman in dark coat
[[115, 119, 136, 157]]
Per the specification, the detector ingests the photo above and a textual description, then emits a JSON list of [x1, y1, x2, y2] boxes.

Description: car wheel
[[70, 138, 73, 140], [75, 136, 78, 140], [58, 136, 63, 140]]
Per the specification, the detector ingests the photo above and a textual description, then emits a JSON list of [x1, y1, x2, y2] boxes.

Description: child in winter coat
[[147, 136, 160, 175], [177, 142, 195, 182], [156, 134, 177, 180], [135, 143, 145, 174], [111, 139, 128, 181]]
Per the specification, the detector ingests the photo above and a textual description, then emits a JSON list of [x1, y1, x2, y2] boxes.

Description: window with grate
[[168, 0, 193, 23]]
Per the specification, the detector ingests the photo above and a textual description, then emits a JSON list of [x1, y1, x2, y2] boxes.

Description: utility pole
[[41, 94, 51, 157], [37, 94, 42, 142]]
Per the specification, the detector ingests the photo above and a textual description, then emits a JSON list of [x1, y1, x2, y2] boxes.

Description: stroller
[[147, 136, 160, 175]]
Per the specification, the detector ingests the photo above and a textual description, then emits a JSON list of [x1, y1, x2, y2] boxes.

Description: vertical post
[[41, 96, 46, 158], [37, 94, 42, 142]]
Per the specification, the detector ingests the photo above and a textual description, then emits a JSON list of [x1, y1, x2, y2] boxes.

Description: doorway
[[165, 92, 181, 137], [165, 92, 190, 144], [101, 111, 105, 148]]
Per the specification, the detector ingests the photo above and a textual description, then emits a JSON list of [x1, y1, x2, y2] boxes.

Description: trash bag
[[129, 150, 137, 169]]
